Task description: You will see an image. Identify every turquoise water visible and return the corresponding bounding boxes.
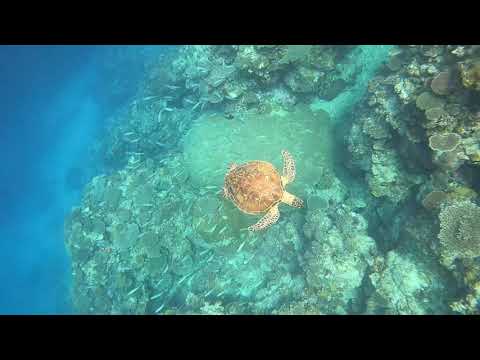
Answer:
[2,45,479,314]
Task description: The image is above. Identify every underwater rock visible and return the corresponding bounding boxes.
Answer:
[284,65,322,94]
[368,250,449,314]
[303,204,377,314]
[367,148,423,203]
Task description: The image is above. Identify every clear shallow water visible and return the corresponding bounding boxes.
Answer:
[2,45,479,314]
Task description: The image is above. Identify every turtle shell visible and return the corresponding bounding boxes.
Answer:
[224,160,284,215]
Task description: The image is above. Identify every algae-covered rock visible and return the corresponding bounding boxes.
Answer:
[368,251,449,314]
[303,204,377,314]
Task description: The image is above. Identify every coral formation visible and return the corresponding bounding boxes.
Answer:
[428,133,461,152]
[367,250,449,314]
[303,205,377,314]
[438,201,480,268]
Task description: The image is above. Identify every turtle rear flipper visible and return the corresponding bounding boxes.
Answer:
[281,150,296,185]
[248,205,280,231]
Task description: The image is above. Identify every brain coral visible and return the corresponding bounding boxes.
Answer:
[182,104,334,200]
[438,201,480,267]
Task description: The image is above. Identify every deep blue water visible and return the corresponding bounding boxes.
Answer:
[0,45,170,314]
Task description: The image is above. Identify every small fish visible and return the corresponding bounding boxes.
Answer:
[205,186,217,190]
[155,303,165,313]
[206,253,215,263]
[208,224,218,233]
[204,288,215,297]
[217,290,226,297]
[124,132,135,136]
[157,110,164,122]
[254,280,263,288]
[162,264,169,274]
[129,138,140,143]
[142,95,158,101]
[199,248,211,256]
[165,85,180,90]
[243,254,255,265]
[150,292,164,300]
[178,273,192,285]
[164,107,173,112]
[218,226,227,235]
[237,240,246,253]
[184,99,195,104]
[127,285,141,296]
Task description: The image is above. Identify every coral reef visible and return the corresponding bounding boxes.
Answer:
[65,44,480,314]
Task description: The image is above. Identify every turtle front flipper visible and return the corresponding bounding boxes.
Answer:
[228,163,238,172]
[281,150,296,185]
[248,205,280,231]
[281,191,304,208]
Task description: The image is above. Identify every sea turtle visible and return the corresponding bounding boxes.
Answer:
[223,150,304,231]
